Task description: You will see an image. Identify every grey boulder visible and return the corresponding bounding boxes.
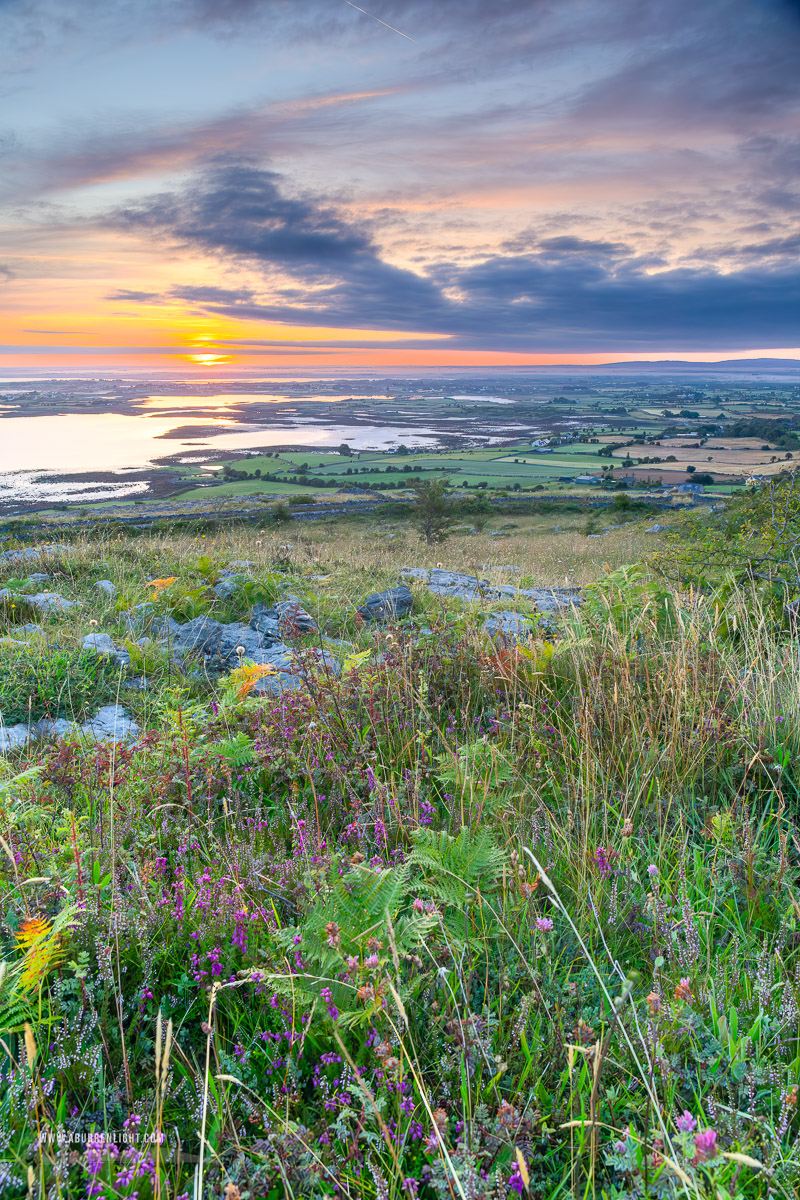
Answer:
[94,579,118,599]
[357,585,413,623]
[0,724,30,752]
[212,623,264,667]
[249,606,282,641]
[28,592,80,614]
[274,597,317,634]
[82,632,116,656]
[1,544,71,567]
[213,577,239,600]
[485,611,535,644]
[81,705,140,743]
[32,717,74,740]
[249,672,304,697]
[250,598,316,636]
[399,567,579,612]
[173,616,223,654]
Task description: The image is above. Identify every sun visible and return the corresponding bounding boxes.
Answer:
[187,352,230,366]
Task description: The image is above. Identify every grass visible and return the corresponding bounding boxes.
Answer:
[0,512,798,1198]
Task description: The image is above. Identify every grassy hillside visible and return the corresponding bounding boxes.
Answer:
[0,500,798,1198]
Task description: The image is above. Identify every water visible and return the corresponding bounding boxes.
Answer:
[0,404,441,505]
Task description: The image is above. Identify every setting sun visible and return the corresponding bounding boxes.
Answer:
[187,352,231,366]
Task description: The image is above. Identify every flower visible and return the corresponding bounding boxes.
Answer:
[496,1100,517,1128]
[646,990,661,1015]
[647,864,659,877]
[676,1111,697,1133]
[324,921,341,949]
[536,916,554,932]
[674,977,693,1003]
[692,1129,718,1163]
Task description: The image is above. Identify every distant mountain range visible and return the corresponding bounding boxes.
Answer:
[603,358,800,368]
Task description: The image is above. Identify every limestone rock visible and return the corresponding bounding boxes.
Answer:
[213,577,239,600]
[0,724,30,752]
[1,544,71,567]
[213,623,264,667]
[82,632,116,656]
[485,610,535,645]
[32,717,74,741]
[28,592,80,614]
[81,705,140,743]
[274,597,317,634]
[173,616,223,654]
[357,585,413,623]
[249,672,304,697]
[94,579,118,598]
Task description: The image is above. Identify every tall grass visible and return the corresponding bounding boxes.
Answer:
[0,525,797,1198]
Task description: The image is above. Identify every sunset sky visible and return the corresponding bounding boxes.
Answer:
[2,0,799,371]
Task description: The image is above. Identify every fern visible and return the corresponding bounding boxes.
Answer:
[214,732,256,768]
[270,861,435,1025]
[409,826,506,909]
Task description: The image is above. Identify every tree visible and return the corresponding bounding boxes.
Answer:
[411,478,456,545]
[272,502,292,523]
[339,443,352,457]
[657,471,800,588]
[686,464,696,474]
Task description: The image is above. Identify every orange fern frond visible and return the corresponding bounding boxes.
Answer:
[228,662,277,700]
[15,916,63,992]
[146,576,177,597]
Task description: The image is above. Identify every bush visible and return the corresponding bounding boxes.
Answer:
[0,646,119,724]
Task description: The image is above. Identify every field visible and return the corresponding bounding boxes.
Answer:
[1,484,800,1199]
[611,440,796,478]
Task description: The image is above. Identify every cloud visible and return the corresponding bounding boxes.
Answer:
[105,163,800,351]
[0,263,14,281]
[105,289,163,301]
[107,163,445,326]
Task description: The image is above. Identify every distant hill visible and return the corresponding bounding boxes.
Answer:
[597,357,800,371]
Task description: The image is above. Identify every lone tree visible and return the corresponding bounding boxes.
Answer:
[411,477,456,544]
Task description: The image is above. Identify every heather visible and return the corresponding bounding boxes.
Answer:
[0,511,799,1199]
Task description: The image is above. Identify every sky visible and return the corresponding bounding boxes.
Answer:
[1,0,799,372]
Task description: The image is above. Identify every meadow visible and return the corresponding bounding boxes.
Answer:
[0,493,799,1199]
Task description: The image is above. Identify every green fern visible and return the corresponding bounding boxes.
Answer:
[270,860,435,1025]
[214,732,256,768]
[409,825,506,908]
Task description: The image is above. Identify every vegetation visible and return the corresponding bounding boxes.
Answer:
[411,478,457,544]
[0,492,799,1197]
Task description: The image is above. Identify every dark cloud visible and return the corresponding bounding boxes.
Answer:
[537,237,630,257]
[107,163,800,351]
[108,164,444,326]
[169,284,255,304]
[0,263,14,281]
